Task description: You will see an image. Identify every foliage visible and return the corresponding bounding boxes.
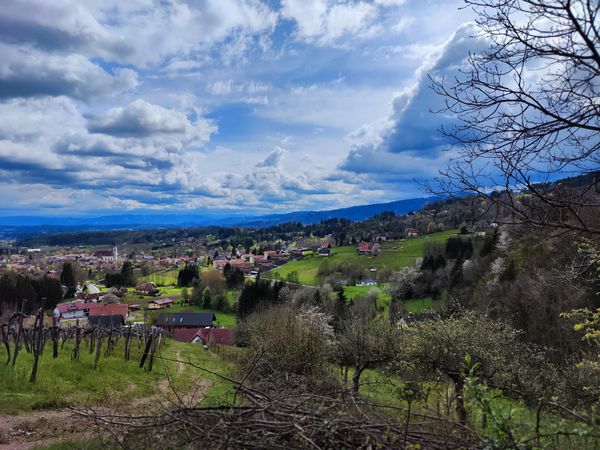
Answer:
[177,263,199,287]
[223,263,245,289]
[0,273,63,316]
[237,278,285,320]
[335,315,398,393]
[239,305,337,392]
[392,311,552,424]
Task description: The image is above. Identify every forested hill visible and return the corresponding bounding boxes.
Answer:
[0,196,435,236]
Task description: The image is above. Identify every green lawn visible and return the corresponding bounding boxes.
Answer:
[0,339,234,414]
[138,269,180,286]
[404,296,435,313]
[342,286,437,318]
[265,230,458,285]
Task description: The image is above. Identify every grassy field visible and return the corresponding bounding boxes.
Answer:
[0,339,234,414]
[342,284,438,317]
[138,269,180,286]
[265,230,458,285]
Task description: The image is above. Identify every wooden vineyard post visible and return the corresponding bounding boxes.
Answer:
[125,325,132,361]
[71,323,80,361]
[139,329,153,369]
[12,299,26,366]
[30,297,46,382]
[51,326,59,358]
[1,324,10,365]
[93,328,102,370]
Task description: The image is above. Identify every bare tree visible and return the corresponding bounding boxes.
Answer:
[430,0,600,235]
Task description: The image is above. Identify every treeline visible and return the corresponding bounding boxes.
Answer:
[0,273,63,316]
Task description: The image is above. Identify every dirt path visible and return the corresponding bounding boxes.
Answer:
[0,353,212,450]
[0,410,86,450]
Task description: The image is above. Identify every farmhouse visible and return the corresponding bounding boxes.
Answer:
[53,301,88,320]
[357,279,377,287]
[89,314,125,328]
[147,298,174,310]
[318,247,331,256]
[136,282,160,296]
[87,303,128,321]
[357,242,373,254]
[155,312,216,332]
[173,327,235,346]
[54,301,128,323]
[406,228,419,237]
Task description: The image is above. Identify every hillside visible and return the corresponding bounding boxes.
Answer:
[265,230,458,285]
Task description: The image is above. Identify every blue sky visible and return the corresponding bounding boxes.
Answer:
[0,0,482,216]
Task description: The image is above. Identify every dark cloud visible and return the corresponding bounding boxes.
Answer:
[340,23,489,178]
[0,46,138,100]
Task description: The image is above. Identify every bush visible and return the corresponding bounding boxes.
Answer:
[239,305,337,393]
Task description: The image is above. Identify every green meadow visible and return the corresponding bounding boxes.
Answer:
[266,230,458,285]
[0,338,235,414]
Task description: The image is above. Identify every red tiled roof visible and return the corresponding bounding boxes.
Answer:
[55,300,86,314]
[358,242,373,252]
[173,328,202,343]
[87,303,128,320]
[172,327,235,346]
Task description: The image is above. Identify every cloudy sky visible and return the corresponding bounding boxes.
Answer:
[0,0,484,216]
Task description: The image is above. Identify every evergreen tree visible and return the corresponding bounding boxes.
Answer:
[177,263,199,287]
[60,262,77,297]
[120,261,135,287]
[202,287,212,309]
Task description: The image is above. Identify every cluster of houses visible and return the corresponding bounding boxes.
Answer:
[52,300,234,346]
[212,249,290,275]
[53,300,129,328]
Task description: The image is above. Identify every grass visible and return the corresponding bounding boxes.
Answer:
[404,296,435,313]
[342,285,438,319]
[265,230,459,285]
[138,269,180,286]
[0,338,234,414]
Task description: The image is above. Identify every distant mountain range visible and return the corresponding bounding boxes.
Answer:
[0,196,438,238]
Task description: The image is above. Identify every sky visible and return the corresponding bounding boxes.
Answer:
[0,0,485,216]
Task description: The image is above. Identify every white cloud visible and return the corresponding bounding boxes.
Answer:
[87,99,215,146]
[282,0,382,45]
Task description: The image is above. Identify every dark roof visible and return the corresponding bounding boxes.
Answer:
[155,312,216,328]
[89,315,125,328]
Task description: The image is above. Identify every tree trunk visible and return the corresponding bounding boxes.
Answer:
[453,378,468,426]
[352,365,366,395]
[12,301,25,366]
[93,329,102,370]
[30,298,46,382]
[51,326,59,358]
